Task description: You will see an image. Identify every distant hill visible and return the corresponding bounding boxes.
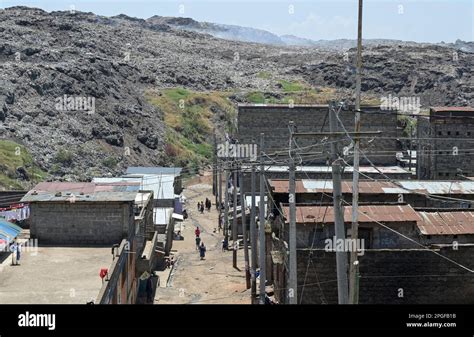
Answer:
[0,7,472,187]
[149,15,473,53]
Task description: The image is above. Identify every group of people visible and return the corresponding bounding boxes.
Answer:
[195,227,206,260]
[197,198,212,214]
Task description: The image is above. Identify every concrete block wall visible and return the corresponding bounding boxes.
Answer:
[291,247,474,304]
[418,116,474,180]
[30,202,131,245]
[238,105,398,165]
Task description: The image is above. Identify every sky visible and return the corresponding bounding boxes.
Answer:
[1,0,473,43]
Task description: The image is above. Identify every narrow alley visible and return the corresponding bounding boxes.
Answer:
[154,182,250,304]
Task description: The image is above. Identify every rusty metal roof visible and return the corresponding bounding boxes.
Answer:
[431,107,474,113]
[269,179,474,195]
[21,182,142,203]
[281,204,421,224]
[417,211,474,235]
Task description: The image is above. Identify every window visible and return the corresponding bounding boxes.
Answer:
[467,132,471,136]
[438,131,442,136]
[359,228,372,249]
[447,131,451,136]
[456,131,460,136]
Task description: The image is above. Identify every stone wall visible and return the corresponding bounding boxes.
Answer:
[30,201,132,245]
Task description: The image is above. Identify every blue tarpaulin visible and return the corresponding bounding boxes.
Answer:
[0,218,22,242]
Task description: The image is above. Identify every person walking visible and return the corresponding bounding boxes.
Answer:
[222,238,229,251]
[146,276,154,304]
[10,241,18,265]
[199,242,206,260]
[195,226,200,237]
[195,235,201,250]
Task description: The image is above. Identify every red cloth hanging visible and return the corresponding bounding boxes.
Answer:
[99,268,108,279]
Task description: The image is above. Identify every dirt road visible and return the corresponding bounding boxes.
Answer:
[154,183,250,304]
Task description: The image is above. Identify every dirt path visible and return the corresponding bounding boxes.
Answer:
[154,183,250,304]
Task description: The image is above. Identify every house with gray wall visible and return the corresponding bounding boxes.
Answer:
[417,107,474,180]
[237,104,399,166]
[21,182,153,246]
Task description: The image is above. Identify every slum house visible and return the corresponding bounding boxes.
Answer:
[94,167,183,255]
[240,165,411,194]
[417,107,474,180]
[125,166,184,254]
[271,204,474,304]
[126,166,183,207]
[21,181,153,245]
[237,104,400,166]
[15,181,155,304]
[268,179,474,211]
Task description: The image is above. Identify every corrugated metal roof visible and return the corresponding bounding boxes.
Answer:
[281,204,421,224]
[431,107,474,113]
[125,174,175,200]
[21,182,142,202]
[269,179,474,195]
[417,211,474,235]
[154,207,173,225]
[244,165,408,174]
[0,218,22,242]
[126,167,182,176]
[94,175,176,200]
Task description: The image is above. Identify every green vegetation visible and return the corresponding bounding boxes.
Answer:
[146,88,236,173]
[54,149,73,166]
[399,114,417,137]
[278,80,307,92]
[246,91,266,104]
[257,71,272,80]
[102,156,118,169]
[0,140,47,189]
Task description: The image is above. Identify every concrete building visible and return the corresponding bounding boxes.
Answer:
[237,104,400,166]
[94,168,184,254]
[11,181,159,304]
[268,179,474,210]
[21,182,153,246]
[417,107,474,180]
[274,204,422,250]
[270,205,474,304]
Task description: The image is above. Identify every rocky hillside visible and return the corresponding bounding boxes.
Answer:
[0,6,472,187]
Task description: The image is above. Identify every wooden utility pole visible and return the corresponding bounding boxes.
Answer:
[250,164,258,302]
[240,170,251,289]
[349,0,363,305]
[258,133,266,304]
[288,121,298,304]
[329,102,349,304]
[233,165,238,269]
[224,165,229,242]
